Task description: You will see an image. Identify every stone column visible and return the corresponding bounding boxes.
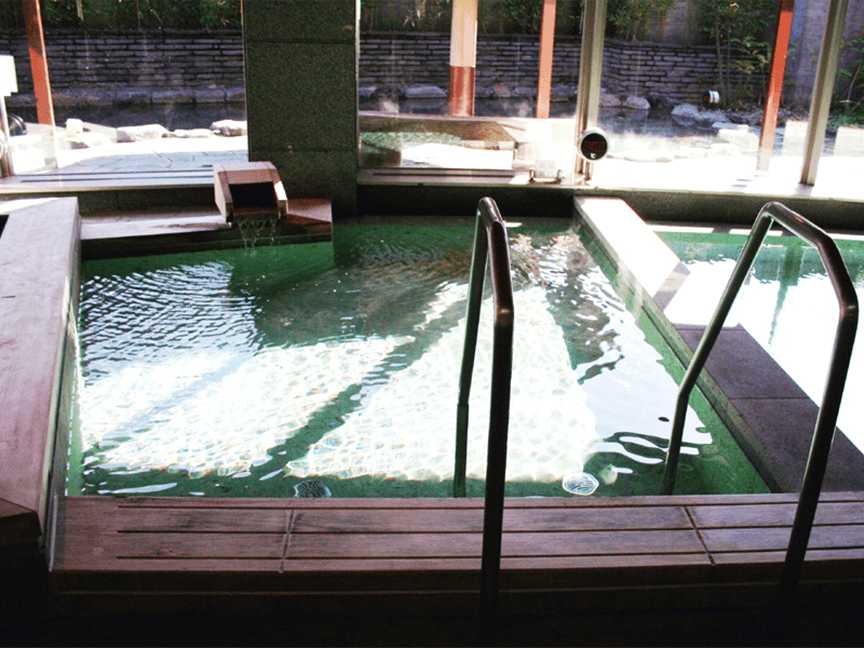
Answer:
[242,0,359,219]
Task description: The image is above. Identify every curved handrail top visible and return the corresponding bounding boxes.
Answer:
[760,201,859,320]
[477,198,515,323]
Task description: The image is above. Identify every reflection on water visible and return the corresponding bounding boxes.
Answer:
[73,222,756,498]
[660,230,864,454]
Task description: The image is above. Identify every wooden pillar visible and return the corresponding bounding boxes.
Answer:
[449,0,477,117]
[757,0,795,172]
[536,0,557,119]
[22,0,54,127]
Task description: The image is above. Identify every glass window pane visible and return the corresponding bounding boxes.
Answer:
[0,1,247,177]
[359,0,583,178]
[821,6,864,193]
[590,0,782,191]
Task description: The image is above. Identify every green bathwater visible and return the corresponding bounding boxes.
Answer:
[67,220,768,499]
[657,226,864,455]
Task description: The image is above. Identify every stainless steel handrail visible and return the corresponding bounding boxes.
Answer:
[453,197,514,643]
[661,201,858,634]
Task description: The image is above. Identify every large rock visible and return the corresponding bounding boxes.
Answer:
[210,119,247,137]
[194,88,226,104]
[599,91,621,107]
[65,132,112,149]
[116,124,169,142]
[404,84,446,99]
[550,85,576,102]
[716,125,759,153]
[52,90,113,107]
[115,90,151,107]
[170,128,215,139]
[65,118,84,136]
[151,90,195,105]
[647,94,681,110]
[695,109,726,126]
[744,111,763,126]
[373,84,404,98]
[226,87,246,104]
[671,103,700,120]
[5,93,35,108]
[624,96,651,110]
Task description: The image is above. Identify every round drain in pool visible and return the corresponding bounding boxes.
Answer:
[562,472,599,496]
[293,479,331,498]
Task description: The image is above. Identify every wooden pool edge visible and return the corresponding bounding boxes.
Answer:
[43,492,864,646]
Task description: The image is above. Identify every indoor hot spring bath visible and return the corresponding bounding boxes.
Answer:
[69,217,766,500]
[5,194,864,647]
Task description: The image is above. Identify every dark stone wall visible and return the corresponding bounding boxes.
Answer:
[0,29,763,107]
[362,33,764,104]
[0,29,245,106]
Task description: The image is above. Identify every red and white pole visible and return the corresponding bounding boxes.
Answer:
[22,0,54,128]
[757,0,795,172]
[449,0,478,117]
[536,0,557,119]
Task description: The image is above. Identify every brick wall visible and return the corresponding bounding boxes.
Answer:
[0,29,763,107]
[362,33,765,104]
[0,29,245,101]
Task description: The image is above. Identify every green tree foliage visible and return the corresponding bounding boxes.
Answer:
[696,0,774,105]
[608,0,674,42]
[402,0,452,30]
[834,30,864,123]
[360,0,581,35]
[15,0,242,30]
[498,0,580,34]
[499,0,544,33]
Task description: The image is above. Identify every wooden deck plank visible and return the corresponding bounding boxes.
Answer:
[61,532,285,561]
[63,505,289,533]
[711,548,864,583]
[689,501,864,528]
[101,492,859,510]
[291,506,691,534]
[287,529,704,559]
[700,525,864,553]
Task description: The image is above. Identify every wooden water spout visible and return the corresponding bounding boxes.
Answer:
[214,161,287,224]
[214,161,332,239]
